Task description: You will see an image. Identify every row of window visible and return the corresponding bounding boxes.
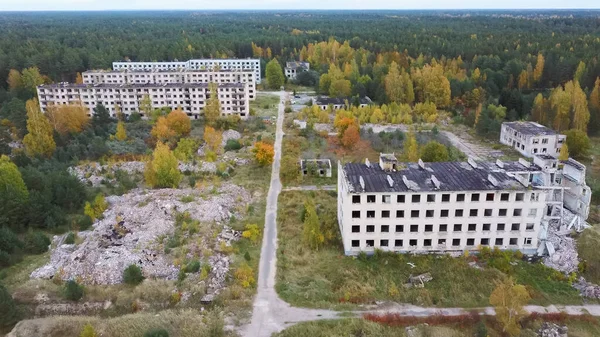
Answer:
[351,208,537,219]
[351,237,533,248]
[350,223,535,233]
[352,191,535,204]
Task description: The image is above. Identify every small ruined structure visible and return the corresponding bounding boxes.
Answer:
[300,159,332,177]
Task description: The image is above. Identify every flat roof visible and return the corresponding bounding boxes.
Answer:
[315,96,371,106]
[39,82,244,90]
[503,121,558,136]
[343,160,532,193]
[84,69,253,74]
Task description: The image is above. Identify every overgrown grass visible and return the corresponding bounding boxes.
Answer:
[251,93,280,117]
[578,225,600,284]
[276,191,584,310]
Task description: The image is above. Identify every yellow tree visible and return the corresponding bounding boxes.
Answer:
[115,121,127,141]
[403,132,419,162]
[574,61,586,84]
[20,67,46,96]
[253,141,274,166]
[489,278,530,337]
[533,53,545,83]
[385,61,414,104]
[568,80,590,132]
[302,199,324,250]
[165,109,191,138]
[7,69,22,92]
[517,70,529,90]
[531,93,547,125]
[590,77,600,113]
[151,117,176,144]
[203,126,222,153]
[144,142,181,188]
[139,94,152,118]
[204,83,221,125]
[23,99,56,158]
[559,144,569,161]
[75,72,84,84]
[411,64,451,108]
[46,103,90,135]
[550,86,571,132]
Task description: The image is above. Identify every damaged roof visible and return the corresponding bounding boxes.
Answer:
[343,161,530,193]
[503,121,559,136]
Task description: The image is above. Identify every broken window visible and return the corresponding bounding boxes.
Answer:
[424,239,432,247]
[441,209,449,217]
[412,194,421,203]
[456,193,465,202]
[396,210,404,218]
[468,223,476,231]
[526,223,534,231]
[471,193,480,202]
[439,224,448,232]
[438,239,446,246]
[351,240,359,247]
[427,194,435,202]
[426,210,434,218]
[382,195,391,204]
[410,224,419,232]
[524,237,532,245]
[469,209,478,217]
[366,240,374,247]
[409,239,417,247]
[467,238,475,246]
[395,225,404,233]
[452,238,461,246]
[367,211,375,218]
[395,239,403,247]
[425,224,433,232]
[352,225,360,233]
[486,193,494,201]
[453,224,462,232]
[530,193,539,202]
[367,195,376,203]
[380,239,389,247]
[397,195,405,203]
[366,225,375,232]
[352,211,360,218]
[381,225,389,233]
[381,210,390,218]
[442,194,450,202]
[411,210,419,218]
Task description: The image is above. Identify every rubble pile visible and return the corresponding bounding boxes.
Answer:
[543,209,580,274]
[538,322,568,337]
[404,273,433,288]
[31,184,249,285]
[221,129,242,147]
[572,277,600,299]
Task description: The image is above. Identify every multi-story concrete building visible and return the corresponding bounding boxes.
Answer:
[36,82,249,119]
[314,96,372,110]
[285,61,310,79]
[112,58,262,83]
[82,69,257,100]
[500,121,566,158]
[337,153,590,256]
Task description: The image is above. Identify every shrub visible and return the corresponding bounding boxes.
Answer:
[234,264,255,288]
[224,139,242,152]
[123,264,145,285]
[65,232,76,244]
[0,227,22,254]
[184,260,201,273]
[0,283,19,327]
[64,280,84,301]
[79,323,98,337]
[23,231,50,254]
[144,328,169,337]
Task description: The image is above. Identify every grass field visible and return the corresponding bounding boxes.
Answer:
[251,93,280,117]
[276,190,585,310]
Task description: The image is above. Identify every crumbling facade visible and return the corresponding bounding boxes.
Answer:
[285,61,310,79]
[337,153,591,256]
[300,159,332,177]
[500,121,566,158]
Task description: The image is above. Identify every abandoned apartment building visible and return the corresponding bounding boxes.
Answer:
[500,121,566,158]
[300,159,332,177]
[337,153,590,256]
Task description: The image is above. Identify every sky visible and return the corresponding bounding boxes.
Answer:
[1,0,599,11]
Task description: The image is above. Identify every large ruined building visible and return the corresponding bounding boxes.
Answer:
[337,153,590,256]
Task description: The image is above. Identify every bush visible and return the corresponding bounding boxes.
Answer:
[23,231,50,254]
[144,328,169,337]
[224,139,242,152]
[184,260,201,273]
[64,280,84,301]
[123,264,145,285]
[0,283,19,327]
[0,227,22,254]
[65,232,76,244]
[79,323,98,337]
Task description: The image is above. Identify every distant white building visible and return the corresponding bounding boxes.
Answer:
[285,61,310,79]
[336,153,590,256]
[113,58,262,83]
[500,121,566,158]
[36,82,250,120]
[314,96,372,111]
[83,69,256,100]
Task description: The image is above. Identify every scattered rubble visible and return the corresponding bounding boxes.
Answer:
[221,129,242,147]
[31,184,249,287]
[404,273,433,288]
[543,209,581,274]
[538,322,568,337]
[572,277,600,299]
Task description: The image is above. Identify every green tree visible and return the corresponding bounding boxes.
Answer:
[139,94,153,119]
[574,61,586,83]
[403,132,419,162]
[20,67,46,97]
[123,264,145,285]
[265,58,285,89]
[79,323,98,337]
[92,103,112,130]
[204,82,221,125]
[489,278,530,337]
[145,142,182,188]
[302,199,324,250]
[558,144,569,161]
[0,155,29,230]
[173,138,198,163]
[420,141,449,162]
[23,98,56,158]
[564,129,590,159]
[64,280,84,301]
[0,283,19,327]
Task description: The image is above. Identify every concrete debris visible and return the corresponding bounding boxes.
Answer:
[538,322,568,337]
[221,129,242,147]
[572,277,600,299]
[31,184,249,286]
[542,208,580,274]
[404,273,433,288]
[35,301,109,317]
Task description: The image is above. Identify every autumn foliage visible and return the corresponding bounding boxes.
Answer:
[23,98,56,158]
[341,124,360,148]
[145,142,181,188]
[203,126,222,153]
[46,103,89,135]
[151,109,191,144]
[253,141,274,166]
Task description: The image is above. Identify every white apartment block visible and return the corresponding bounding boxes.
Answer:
[500,121,566,158]
[83,69,256,100]
[285,61,310,79]
[36,82,250,120]
[337,153,590,256]
[112,58,262,83]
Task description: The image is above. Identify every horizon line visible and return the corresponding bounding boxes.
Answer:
[1,8,600,12]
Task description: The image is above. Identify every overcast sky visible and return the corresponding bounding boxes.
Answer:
[1,0,599,11]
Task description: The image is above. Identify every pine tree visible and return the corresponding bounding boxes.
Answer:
[115,121,127,141]
[265,58,285,89]
[23,98,56,158]
[204,83,221,125]
[302,200,324,250]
